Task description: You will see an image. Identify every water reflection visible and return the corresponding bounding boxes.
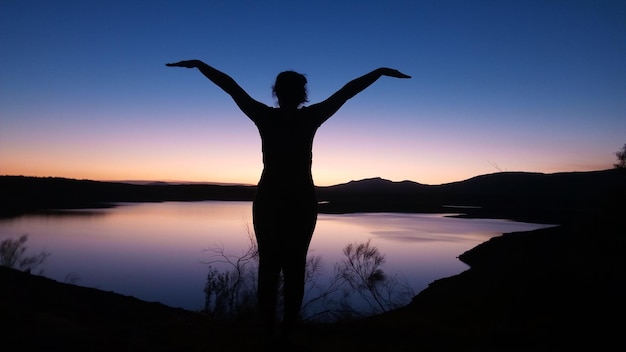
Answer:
[0,201,553,310]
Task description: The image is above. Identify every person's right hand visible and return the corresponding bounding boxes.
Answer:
[165,60,202,68]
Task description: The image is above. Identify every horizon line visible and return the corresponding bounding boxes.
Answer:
[2,168,617,188]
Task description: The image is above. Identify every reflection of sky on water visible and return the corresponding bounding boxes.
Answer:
[0,202,553,311]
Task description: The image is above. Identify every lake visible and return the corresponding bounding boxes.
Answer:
[0,201,553,313]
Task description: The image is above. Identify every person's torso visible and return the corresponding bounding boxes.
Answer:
[254,108,321,184]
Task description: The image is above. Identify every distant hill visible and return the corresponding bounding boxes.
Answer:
[315,170,625,223]
[1,169,624,223]
[321,177,426,193]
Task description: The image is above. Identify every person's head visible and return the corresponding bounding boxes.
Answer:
[272,71,308,109]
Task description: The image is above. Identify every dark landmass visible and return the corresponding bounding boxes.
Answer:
[316,169,625,224]
[2,168,624,224]
[0,175,257,217]
[1,169,625,350]
[367,219,626,351]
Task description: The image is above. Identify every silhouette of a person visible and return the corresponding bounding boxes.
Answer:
[166,60,410,337]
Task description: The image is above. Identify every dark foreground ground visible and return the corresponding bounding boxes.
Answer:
[2,216,625,351]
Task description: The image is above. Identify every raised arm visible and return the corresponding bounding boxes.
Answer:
[309,67,411,122]
[166,60,268,119]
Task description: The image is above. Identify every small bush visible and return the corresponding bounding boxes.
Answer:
[0,235,50,273]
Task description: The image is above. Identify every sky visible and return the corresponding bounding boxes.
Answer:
[1,0,624,186]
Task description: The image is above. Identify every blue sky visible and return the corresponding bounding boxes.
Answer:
[1,0,624,185]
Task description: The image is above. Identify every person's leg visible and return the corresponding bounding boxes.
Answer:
[282,250,308,331]
[253,196,282,336]
[281,204,317,336]
[257,252,281,333]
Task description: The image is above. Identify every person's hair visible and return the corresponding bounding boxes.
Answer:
[272,71,308,107]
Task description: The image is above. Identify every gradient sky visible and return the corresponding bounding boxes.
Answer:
[1,0,624,186]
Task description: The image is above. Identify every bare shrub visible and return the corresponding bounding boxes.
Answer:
[203,230,259,319]
[337,239,415,315]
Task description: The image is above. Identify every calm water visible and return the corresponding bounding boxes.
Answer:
[0,201,553,311]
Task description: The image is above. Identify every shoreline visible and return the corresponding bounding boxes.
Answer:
[1,198,563,227]
[3,218,624,351]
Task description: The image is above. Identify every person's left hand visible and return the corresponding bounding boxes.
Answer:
[165,60,201,68]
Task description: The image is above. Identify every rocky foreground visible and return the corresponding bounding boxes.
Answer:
[2,217,625,351]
